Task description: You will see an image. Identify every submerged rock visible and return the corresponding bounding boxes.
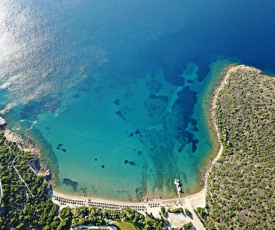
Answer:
[114,99,120,105]
[125,160,136,166]
[116,111,126,120]
[63,178,78,191]
[135,129,141,135]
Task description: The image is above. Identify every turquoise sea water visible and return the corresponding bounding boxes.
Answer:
[1,0,275,201]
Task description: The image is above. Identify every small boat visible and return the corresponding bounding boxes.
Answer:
[174,179,182,197]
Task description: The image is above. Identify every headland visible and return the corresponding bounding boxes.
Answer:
[201,65,275,229]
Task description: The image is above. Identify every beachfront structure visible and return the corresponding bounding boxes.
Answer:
[174,179,181,198]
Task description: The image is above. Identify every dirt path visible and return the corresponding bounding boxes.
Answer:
[0,178,2,202]
[6,143,34,197]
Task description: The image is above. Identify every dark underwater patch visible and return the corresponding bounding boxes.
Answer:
[192,139,199,153]
[145,79,162,94]
[72,93,79,98]
[63,178,78,191]
[135,129,141,135]
[124,160,136,166]
[116,111,126,120]
[144,95,169,118]
[135,84,200,193]
[114,99,120,105]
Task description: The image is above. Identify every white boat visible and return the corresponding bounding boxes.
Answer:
[174,179,182,197]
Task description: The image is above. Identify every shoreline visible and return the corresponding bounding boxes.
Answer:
[199,64,236,183]
[2,66,236,208]
[190,60,234,196]
[184,64,236,210]
[0,65,239,230]
[47,65,239,229]
[2,66,235,207]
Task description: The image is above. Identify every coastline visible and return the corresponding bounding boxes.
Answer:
[2,65,236,206]
[0,65,240,229]
[191,60,233,193]
[199,65,275,229]
[2,65,237,202]
[189,64,261,207]
[185,64,236,210]
[47,65,238,230]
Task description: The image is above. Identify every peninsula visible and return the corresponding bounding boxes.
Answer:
[198,65,275,229]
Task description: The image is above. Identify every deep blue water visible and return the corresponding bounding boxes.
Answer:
[1,0,275,201]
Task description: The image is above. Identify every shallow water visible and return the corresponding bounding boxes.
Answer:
[1,0,275,201]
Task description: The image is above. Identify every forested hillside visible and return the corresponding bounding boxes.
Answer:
[202,66,275,229]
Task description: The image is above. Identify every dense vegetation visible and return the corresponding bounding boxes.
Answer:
[0,133,60,230]
[202,66,275,229]
[0,132,169,229]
